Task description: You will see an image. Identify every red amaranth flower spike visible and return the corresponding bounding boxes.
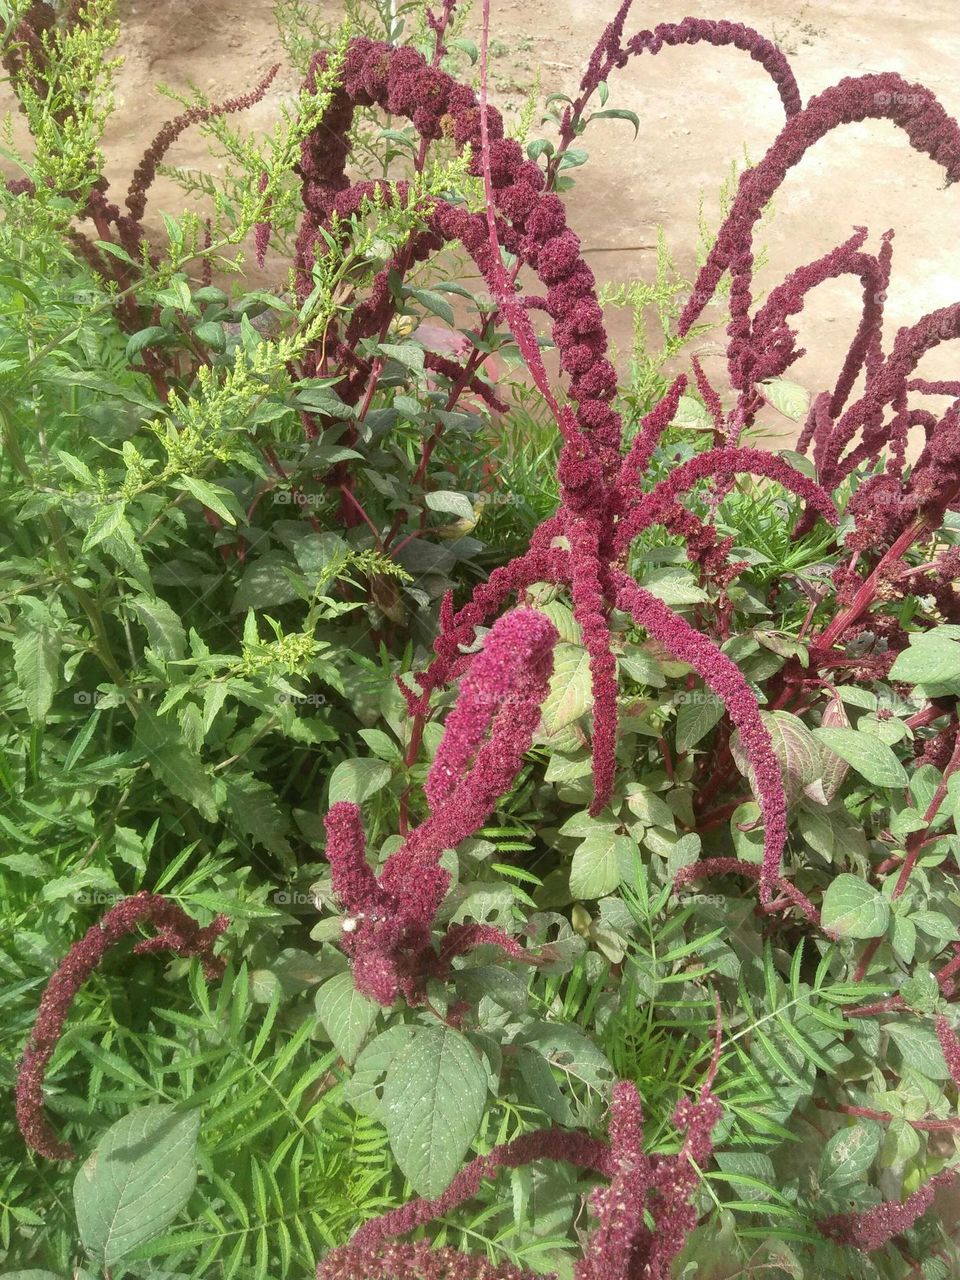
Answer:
[16,892,228,1160]
[316,1076,722,1280]
[818,1169,957,1251]
[324,608,557,1006]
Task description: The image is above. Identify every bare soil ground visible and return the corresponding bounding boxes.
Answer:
[6,0,960,441]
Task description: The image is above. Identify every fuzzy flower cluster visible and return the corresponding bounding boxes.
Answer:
[305,32,842,940]
[818,1169,956,1252]
[16,892,227,1160]
[324,608,558,1005]
[315,1080,722,1280]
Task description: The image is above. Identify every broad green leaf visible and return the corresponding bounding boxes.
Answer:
[13,623,60,722]
[888,628,960,693]
[821,874,890,939]
[408,287,455,324]
[231,552,300,610]
[569,830,634,899]
[346,1025,418,1117]
[732,711,822,803]
[886,1020,951,1081]
[815,727,908,788]
[382,1027,488,1196]
[315,972,379,1065]
[425,490,475,521]
[672,394,713,430]
[328,758,392,806]
[639,566,709,606]
[514,1022,613,1126]
[74,1104,199,1267]
[675,691,725,752]
[539,644,592,736]
[760,378,810,421]
[819,1120,881,1187]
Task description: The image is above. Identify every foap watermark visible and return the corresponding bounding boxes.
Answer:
[273,489,325,508]
[273,890,318,907]
[275,692,328,707]
[74,690,108,707]
[677,892,727,907]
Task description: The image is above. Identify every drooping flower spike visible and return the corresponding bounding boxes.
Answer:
[324,608,558,1006]
[16,893,227,1160]
[306,25,845,952]
[316,1076,723,1280]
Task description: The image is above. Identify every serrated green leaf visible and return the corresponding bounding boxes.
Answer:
[127,596,186,661]
[223,771,291,857]
[13,623,60,721]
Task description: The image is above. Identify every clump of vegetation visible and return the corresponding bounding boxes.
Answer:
[3,0,960,1277]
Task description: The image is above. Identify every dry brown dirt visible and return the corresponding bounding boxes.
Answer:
[5,0,960,441]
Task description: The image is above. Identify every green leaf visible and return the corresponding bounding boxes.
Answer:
[232,551,300,610]
[588,107,640,138]
[82,502,127,552]
[675,692,725,752]
[514,1022,613,1126]
[425,490,475,521]
[377,341,425,374]
[193,321,226,351]
[760,378,810,421]
[74,1104,200,1267]
[171,476,239,525]
[814,727,908,788]
[819,1121,881,1187]
[408,287,455,325]
[127,596,187,661]
[821,874,890,939]
[569,830,634,899]
[328,758,392,806]
[13,623,60,721]
[382,1027,488,1196]
[315,972,379,1066]
[888,628,960,693]
[223,771,292,857]
[135,709,219,822]
[539,644,592,737]
[886,1020,951,1081]
[346,1026,418,1118]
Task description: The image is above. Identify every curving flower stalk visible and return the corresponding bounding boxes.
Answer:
[316,1077,722,1280]
[16,893,227,1160]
